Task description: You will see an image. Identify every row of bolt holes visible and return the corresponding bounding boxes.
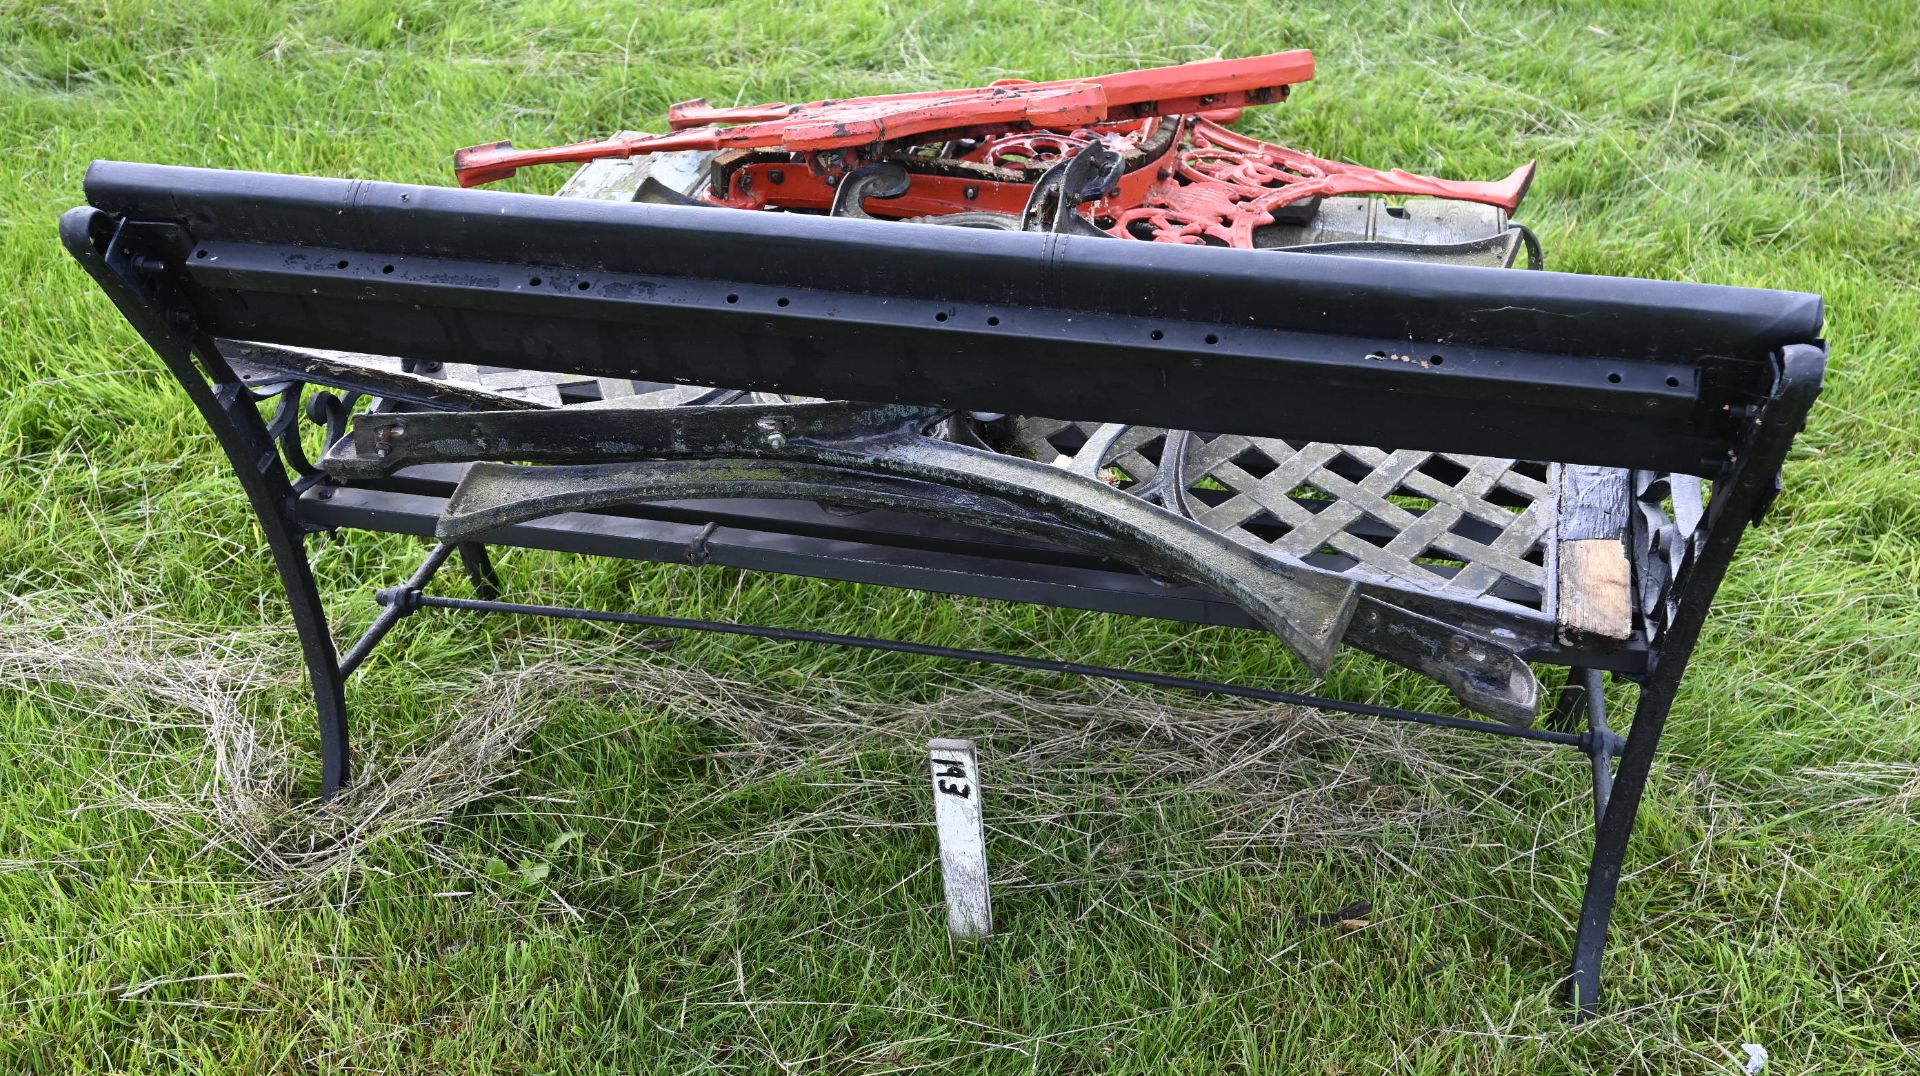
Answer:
[194,250,406,276]
[1366,346,1680,388]
[289,260,1242,351]
[318,257,402,276]
[328,264,1235,348]
[943,309,1220,343]
[710,294,1229,342]
[301,261,1679,385]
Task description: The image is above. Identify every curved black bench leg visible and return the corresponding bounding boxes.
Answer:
[1565,346,1826,1017]
[195,396,352,800]
[60,208,352,800]
[1567,679,1672,1018]
[268,527,351,800]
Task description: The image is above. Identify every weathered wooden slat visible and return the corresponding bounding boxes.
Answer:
[554,133,651,201]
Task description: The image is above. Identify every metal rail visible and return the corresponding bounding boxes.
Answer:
[82,162,1823,473]
[358,555,1593,750]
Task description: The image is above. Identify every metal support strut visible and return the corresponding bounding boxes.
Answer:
[358,542,1586,752]
[457,542,503,601]
[337,541,457,678]
[1578,668,1621,829]
[1565,345,1825,1018]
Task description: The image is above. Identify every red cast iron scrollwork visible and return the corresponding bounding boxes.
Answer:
[453,50,1534,249]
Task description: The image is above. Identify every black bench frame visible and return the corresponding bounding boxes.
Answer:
[61,163,1826,1017]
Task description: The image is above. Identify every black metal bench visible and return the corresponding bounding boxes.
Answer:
[62,161,1825,1017]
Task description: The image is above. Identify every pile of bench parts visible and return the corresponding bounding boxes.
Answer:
[61,49,1826,1016]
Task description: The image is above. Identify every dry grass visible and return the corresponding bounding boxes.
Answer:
[0,596,1524,906]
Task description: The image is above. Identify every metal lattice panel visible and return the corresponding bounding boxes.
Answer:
[1016,419,1556,616]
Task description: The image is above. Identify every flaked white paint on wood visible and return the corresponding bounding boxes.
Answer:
[929,738,992,941]
[555,138,716,202]
[555,132,651,201]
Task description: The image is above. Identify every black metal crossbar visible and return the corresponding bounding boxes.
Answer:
[59,160,1826,1019]
[366,558,1595,751]
[83,161,1820,474]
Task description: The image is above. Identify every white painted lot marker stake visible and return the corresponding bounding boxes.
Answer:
[928,738,992,940]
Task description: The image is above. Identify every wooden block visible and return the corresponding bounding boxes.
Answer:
[555,132,651,201]
[1556,464,1634,644]
[1558,464,1632,541]
[1558,538,1633,643]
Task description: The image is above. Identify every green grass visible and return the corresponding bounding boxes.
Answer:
[3,0,1919,1071]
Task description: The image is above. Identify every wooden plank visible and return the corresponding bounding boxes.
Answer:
[928,738,992,941]
[1558,539,1633,642]
[554,132,651,201]
[1556,465,1634,642]
[1559,464,1632,541]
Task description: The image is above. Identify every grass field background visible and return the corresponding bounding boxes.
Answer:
[3,1,1918,1071]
